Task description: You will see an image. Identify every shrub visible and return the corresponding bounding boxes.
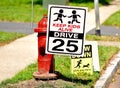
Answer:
[69,0,112,5]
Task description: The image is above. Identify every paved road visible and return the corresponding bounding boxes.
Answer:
[0,22,120,36]
[87,26,120,36]
[0,22,37,34]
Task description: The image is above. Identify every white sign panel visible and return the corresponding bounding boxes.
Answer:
[46,5,87,55]
[87,41,100,71]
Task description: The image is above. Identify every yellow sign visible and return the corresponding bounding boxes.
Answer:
[71,45,93,75]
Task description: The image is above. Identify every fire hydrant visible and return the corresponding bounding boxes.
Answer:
[33,14,57,79]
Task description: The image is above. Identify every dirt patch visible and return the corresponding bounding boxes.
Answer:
[0,43,6,46]
[6,79,78,88]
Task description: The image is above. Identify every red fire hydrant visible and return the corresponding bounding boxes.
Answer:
[33,14,57,79]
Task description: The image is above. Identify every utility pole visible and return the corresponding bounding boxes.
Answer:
[94,0,101,36]
[31,0,34,30]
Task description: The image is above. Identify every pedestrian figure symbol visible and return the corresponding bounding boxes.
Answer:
[68,10,81,24]
[53,9,66,23]
[74,60,82,68]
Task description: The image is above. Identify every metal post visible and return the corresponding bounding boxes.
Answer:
[31,0,34,30]
[94,0,101,36]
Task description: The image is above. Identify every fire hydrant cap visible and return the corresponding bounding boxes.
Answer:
[34,14,48,33]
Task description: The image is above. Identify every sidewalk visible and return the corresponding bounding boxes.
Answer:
[0,1,120,85]
[0,33,38,82]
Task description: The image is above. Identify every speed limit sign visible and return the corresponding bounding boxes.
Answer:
[46,5,87,55]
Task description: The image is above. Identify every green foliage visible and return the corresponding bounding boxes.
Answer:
[69,0,111,5]
[0,0,42,6]
[34,0,42,5]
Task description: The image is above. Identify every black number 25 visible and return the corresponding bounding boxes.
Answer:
[52,39,78,52]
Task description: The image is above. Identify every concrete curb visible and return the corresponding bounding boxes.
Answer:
[94,52,120,88]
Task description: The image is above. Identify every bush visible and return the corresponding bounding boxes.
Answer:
[34,0,42,5]
[70,0,112,5]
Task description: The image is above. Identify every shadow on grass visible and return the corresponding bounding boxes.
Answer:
[56,71,92,85]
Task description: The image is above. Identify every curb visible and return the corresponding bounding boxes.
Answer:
[94,52,120,88]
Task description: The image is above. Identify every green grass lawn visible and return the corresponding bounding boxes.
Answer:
[0,0,117,25]
[0,30,119,87]
[0,30,119,88]
[0,31,26,46]
[103,11,120,27]
[69,2,95,11]
[86,35,120,42]
[0,0,96,23]
[0,0,47,22]
[0,45,119,88]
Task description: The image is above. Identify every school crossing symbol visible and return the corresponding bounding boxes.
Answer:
[53,9,66,23]
[53,9,81,24]
[46,5,87,55]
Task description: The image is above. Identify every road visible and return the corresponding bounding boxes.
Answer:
[0,22,120,36]
[0,22,37,34]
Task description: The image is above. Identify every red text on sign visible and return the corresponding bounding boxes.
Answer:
[52,23,81,32]
[68,24,80,29]
[58,28,72,32]
[53,23,66,27]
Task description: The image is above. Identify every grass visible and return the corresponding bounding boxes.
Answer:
[0,30,119,88]
[0,0,119,27]
[0,63,37,87]
[69,2,95,11]
[55,46,119,87]
[0,0,47,22]
[98,46,119,70]
[0,31,119,87]
[103,11,120,27]
[0,46,119,88]
[86,34,120,42]
[0,31,26,46]
[0,0,97,23]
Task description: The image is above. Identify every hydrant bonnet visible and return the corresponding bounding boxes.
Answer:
[34,14,48,33]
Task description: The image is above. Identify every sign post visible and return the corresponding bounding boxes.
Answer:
[46,5,87,55]
[94,0,101,36]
